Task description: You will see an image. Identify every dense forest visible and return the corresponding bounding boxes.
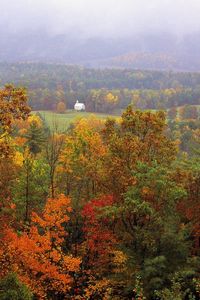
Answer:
[0,84,200,299]
[1,0,200,298]
[0,63,200,113]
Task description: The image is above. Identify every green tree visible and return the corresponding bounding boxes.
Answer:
[0,273,32,300]
[12,152,49,222]
[45,130,65,198]
[24,121,46,155]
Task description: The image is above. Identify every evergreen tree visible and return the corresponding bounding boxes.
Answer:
[0,273,32,300]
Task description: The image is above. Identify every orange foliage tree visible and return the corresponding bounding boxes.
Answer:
[0,194,81,299]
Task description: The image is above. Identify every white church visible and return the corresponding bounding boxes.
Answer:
[74,100,85,111]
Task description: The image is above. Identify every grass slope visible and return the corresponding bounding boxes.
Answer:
[33,110,119,130]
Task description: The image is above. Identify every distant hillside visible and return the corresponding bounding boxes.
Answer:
[95,52,199,71]
[1,31,200,71]
[91,52,176,70]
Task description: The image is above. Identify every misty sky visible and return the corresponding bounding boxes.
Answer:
[1,0,200,38]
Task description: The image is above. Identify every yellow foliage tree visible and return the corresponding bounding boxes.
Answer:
[105,92,118,104]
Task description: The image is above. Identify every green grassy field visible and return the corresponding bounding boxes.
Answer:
[33,110,119,130]
[33,106,200,131]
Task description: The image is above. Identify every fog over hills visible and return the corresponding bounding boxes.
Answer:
[1,31,200,71]
[1,0,200,71]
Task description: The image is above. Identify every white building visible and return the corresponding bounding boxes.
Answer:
[74,100,85,111]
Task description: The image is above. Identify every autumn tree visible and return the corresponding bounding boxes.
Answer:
[0,84,30,232]
[0,194,81,299]
[82,195,116,268]
[0,85,30,137]
[102,106,177,198]
[58,116,107,200]
[1,89,199,300]
[0,84,30,158]
[180,105,199,120]
[56,101,66,114]
[79,195,128,299]
[57,117,107,271]
[104,92,119,112]
[177,131,200,253]
[96,107,196,297]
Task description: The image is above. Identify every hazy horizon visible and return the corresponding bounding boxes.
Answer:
[1,0,200,39]
[1,0,200,71]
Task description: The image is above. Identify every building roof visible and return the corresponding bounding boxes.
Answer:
[74,100,85,110]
